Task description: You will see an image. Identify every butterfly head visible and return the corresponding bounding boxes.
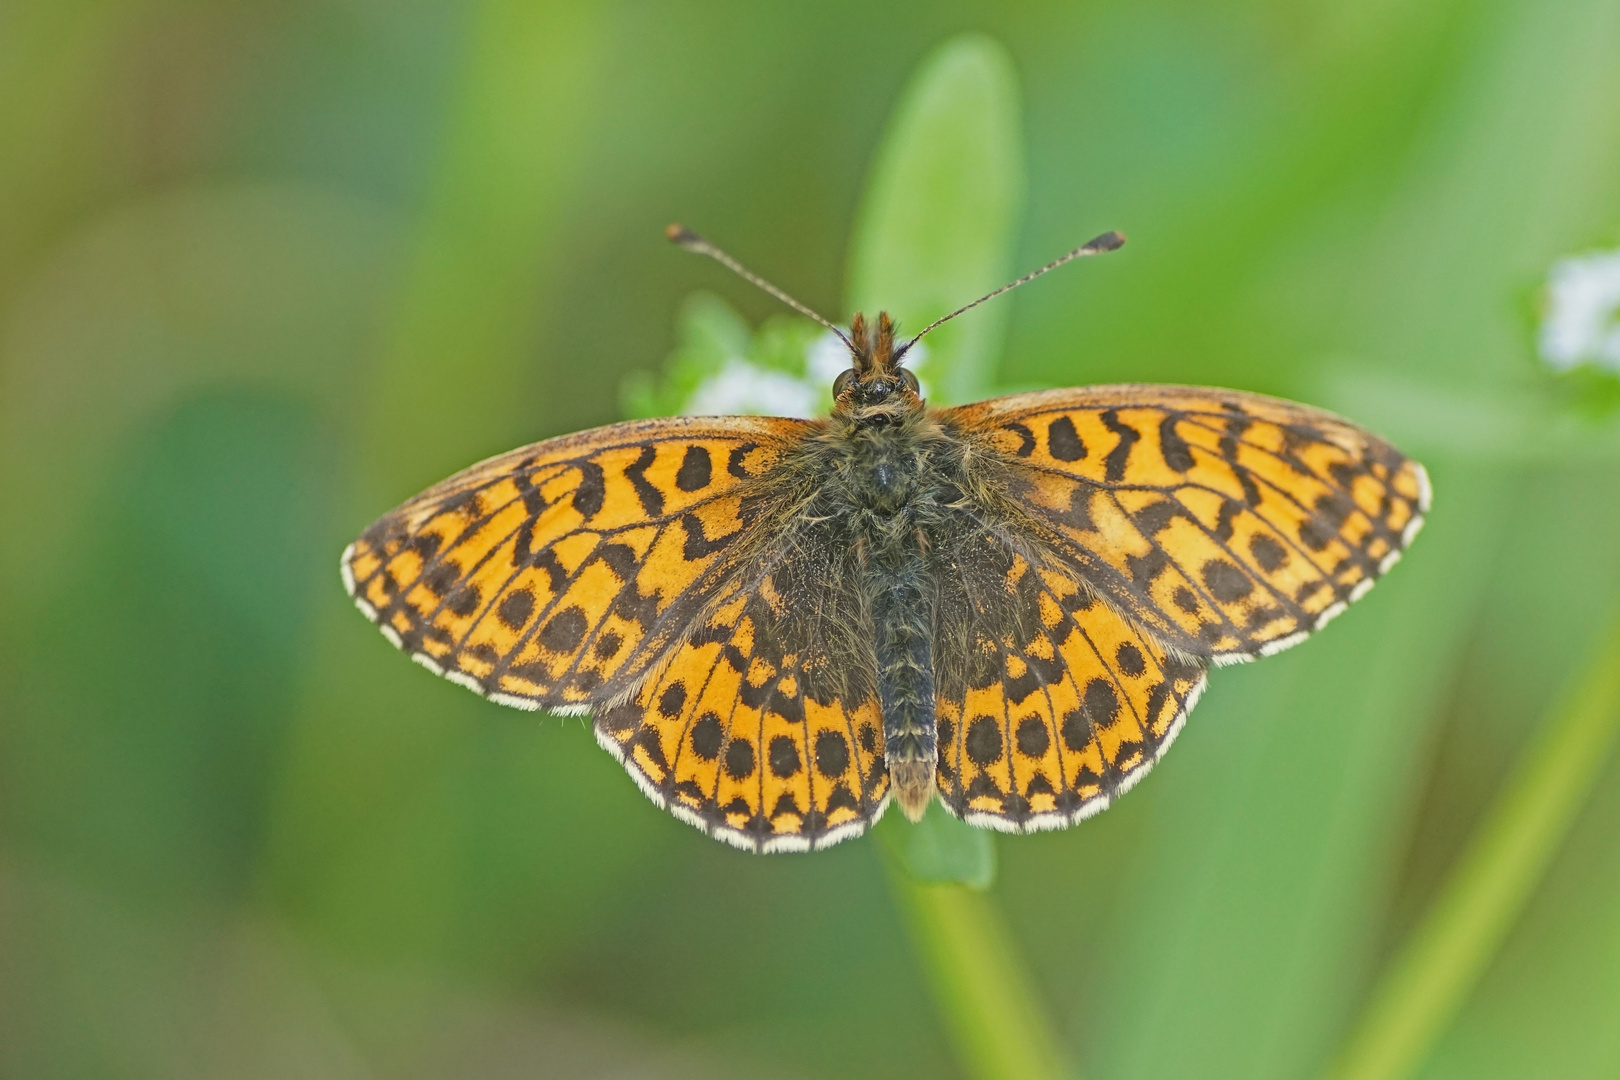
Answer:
[832,312,922,421]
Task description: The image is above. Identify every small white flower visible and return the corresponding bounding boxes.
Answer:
[807,330,851,385]
[682,358,818,418]
[1540,249,1620,372]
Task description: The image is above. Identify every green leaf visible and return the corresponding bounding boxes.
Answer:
[845,34,1025,405]
[876,801,997,890]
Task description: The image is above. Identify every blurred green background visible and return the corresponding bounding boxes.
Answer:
[3,2,1620,1078]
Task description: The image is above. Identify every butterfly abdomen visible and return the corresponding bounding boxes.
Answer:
[869,545,937,821]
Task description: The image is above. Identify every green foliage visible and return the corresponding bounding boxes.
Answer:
[876,803,997,890]
[3,4,1620,1080]
[1325,609,1620,1080]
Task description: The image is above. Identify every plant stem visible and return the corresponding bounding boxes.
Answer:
[887,868,1070,1080]
[1324,606,1620,1080]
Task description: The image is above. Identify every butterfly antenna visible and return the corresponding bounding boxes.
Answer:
[666,224,853,351]
[895,231,1125,360]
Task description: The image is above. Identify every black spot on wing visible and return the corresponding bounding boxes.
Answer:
[657,682,687,719]
[725,736,756,779]
[966,715,1003,767]
[1061,708,1093,752]
[1249,533,1288,572]
[1202,559,1253,603]
[447,584,481,617]
[859,723,879,755]
[495,592,534,634]
[1299,518,1334,551]
[1083,679,1121,729]
[768,735,801,778]
[690,713,723,760]
[1116,642,1146,677]
[539,606,587,652]
[1015,717,1049,758]
[423,562,458,597]
[1047,416,1087,462]
[676,445,712,492]
[815,731,850,778]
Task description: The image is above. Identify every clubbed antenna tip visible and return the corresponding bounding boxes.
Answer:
[894,230,1127,360]
[664,223,851,349]
[665,222,700,246]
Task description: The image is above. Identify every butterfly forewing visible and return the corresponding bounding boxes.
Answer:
[946,385,1430,665]
[342,416,810,710]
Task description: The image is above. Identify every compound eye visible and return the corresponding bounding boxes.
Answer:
[899,368,920,395]
[832,369,856,397]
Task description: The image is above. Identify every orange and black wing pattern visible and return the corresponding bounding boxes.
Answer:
[933,528,1206,832]
[342,414,893,851]
[946,385,1430,665]
[594,549,889,852]
[341,416,807,712]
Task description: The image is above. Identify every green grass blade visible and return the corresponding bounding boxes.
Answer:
[845,33,1024,405]
[1325,608,1620,1080]
[888,869,1069,1080]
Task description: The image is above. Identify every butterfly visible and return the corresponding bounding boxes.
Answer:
[342,226,1429,853]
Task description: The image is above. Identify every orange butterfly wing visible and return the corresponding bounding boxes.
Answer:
[341,416,809,711]
[343,414,893,850]
[594,559,889,852]
[929,525,1206,830]
[944,385,1430,665]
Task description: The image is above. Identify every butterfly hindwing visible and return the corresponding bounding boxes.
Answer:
[945,385,1431,664]
[595,546,890,852]
[934,530,1206,831]
[342,416,810,710]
